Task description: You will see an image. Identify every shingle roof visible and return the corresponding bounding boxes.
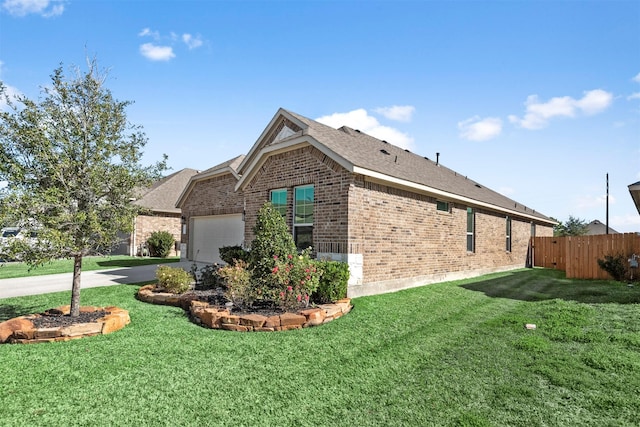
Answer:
[283,109,552,222]
[134,168,200,214]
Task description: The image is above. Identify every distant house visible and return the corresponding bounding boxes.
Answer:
[113,168,199,257]
[585,220,619,235]
[177,108,555,297]
[629,181,640,215]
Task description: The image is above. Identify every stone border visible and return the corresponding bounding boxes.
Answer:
[0,306,130,344]
[137,284,352,332]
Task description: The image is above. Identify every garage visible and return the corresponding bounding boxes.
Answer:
[190,214,244,264]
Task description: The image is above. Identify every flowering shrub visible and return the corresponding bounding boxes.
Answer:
[271,249,321,310]
[218,260,254,307]
[155,265,192,294]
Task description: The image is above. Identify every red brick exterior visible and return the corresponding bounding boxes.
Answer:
[179,173,244,250]
[181,144,554,296]
[133,214,181,257]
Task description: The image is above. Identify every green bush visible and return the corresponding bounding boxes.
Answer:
[192,263,224,290]
[156,265,192,294]
[597,254,628,282]
[249,202,297,286]
[219,245,249,265]
[271,249,321,310]
[313,260,349,303]
[218,260,254,307]
[146,230,175,258]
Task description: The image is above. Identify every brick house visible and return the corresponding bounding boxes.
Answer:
[114,168,199,257]
[177,109,555,297]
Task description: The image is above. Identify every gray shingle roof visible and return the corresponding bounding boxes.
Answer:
[284,109,552,222]
[134,168,200,214]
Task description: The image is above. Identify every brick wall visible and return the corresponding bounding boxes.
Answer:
[243,145,352,250]
[134,214,181,257]
[347,178,554,296]
[179,173,244,250]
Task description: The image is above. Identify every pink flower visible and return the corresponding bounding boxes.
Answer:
[272,266,279,274]
[273,255,278,260]
[297,294,302,302]
[287,254,293,259]
[305,294,310,301]
[280,292,285,299]
[287,286,293,292]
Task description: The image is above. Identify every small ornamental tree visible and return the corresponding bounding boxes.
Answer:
[147,230,175,258]
[0,59,167,316]
[249,202,297,285]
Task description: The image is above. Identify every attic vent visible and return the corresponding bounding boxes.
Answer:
[355,129,361,133]
[380,149,390,155]
[274,125,296,142]
[382,140,388,143]
[423,156,429,160]
[404,149,410,153]
[475,184,482,188]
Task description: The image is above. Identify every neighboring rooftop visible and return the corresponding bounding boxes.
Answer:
[134,168,200,214]
[586,219,619,235]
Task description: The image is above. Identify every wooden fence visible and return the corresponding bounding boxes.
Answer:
[531,233,640,279]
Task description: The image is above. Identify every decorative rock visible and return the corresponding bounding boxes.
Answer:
[0,318,35,343]
[320,304,342,318]
[220,314,240,325]
[264,315,281,328]
[221,324,249,332]
[34,327,62,339]
[299,308,326,326]
[239,314,267,328]
[279,312,306,327]
[61,322,103,337]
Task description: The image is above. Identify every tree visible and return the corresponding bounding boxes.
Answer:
[0,59,166,316]
[553,215,589,236]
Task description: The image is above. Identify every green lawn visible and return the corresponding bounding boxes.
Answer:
[0,255,179,279]
[1,268,639,426]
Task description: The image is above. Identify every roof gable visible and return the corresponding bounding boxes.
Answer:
[175,155,245,208]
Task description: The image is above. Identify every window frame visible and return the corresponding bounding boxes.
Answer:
[293,185,314,250]
[466,207,475,253]
[506,216,512,252]
[270,188,288,217]
[436,200,450,212]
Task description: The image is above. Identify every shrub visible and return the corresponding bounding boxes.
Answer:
[313,260,349,304]
[156,265,192,294]
[271,249,321,310]
[249,202,297,286]
[146,231,175,258]
[219,245,250,265]
[218,260,255,307]
[597,254,628,282]
[192,263,224,290]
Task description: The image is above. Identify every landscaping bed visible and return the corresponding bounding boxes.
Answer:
[136,284,352,331]
[0,305,130,344]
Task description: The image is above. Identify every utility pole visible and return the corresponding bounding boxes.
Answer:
[606,173,609,235]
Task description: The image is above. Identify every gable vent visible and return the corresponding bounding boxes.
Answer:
[380,149,390,155]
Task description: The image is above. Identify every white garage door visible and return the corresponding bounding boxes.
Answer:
[191,214,244,264]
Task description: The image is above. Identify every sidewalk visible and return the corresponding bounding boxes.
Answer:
[0,261,197,299]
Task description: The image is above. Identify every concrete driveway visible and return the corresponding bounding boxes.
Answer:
[0,261,198,299]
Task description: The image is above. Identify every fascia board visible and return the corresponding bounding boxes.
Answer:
[354,166,556,225]
[175,167,239,208]
[236,108,308,174]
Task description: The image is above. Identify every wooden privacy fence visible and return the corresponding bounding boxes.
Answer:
[531,233,640,279]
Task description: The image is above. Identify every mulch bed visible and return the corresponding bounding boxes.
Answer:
[30,310,108,328]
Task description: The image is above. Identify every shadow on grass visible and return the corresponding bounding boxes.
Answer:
[0,303,42,322]
[95,258,179,268]
[461,268,640,304]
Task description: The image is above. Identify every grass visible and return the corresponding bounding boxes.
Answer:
[1,268,639,426]
[0,255,179,279]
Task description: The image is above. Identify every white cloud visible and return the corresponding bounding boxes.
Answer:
[0,61,22,111]
[139,43,175,61]
[509,89,613,130]
[611,214,640,232]
[633,73,640,83]
[2,0,64,17]
[316,108,414,150]
[575,193,614,210]
[628,92,640,100]
[374,105,415,122]
[458,116,503,141]
[138,28,160,40]
[182,33,203,50]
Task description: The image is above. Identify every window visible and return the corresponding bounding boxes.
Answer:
[506,216,512,252]
[294,185,314,250]
[466,207,475,253]
[436,200,449,212]
[270,189,287,217]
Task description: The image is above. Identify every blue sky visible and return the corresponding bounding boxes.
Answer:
[1,0,639,231]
